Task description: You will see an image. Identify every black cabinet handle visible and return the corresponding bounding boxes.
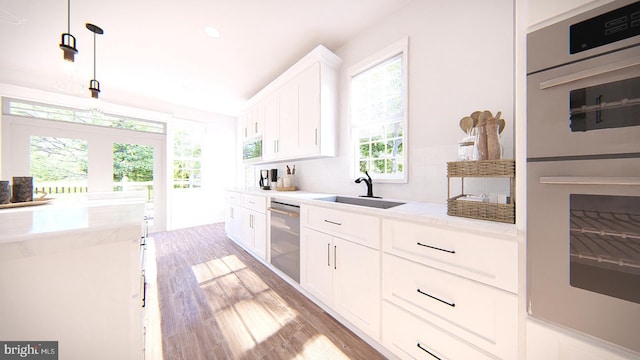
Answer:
[417,288,455,307]
[417,342,442,360]
[334,245,337,270]
[324,219,342,226]
[416,242,455,254]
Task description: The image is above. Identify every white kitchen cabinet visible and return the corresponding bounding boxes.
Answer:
[300,226,381,340]
[225,192,267,260]
[274,78,299,158]
[224,191,243,242]
[304,204,380,249]
[301,228,333,305]
[382,218,518,360]
[297,62,321,156]
[382,218,517,293]
[241,101,264,140]
[0,201,146,360]
[245,45,340,162]
[527,318,640,360]
[383,301,495,360]
[242,210,266,260]
[383,253,518,359]
[262,92,279,160]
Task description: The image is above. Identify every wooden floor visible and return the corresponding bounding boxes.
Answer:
[150,223,386,360]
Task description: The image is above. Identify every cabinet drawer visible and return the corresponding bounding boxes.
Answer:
[383,253,517,359]
[383,301,494,360]
[243,194,266,213]
[382,218,517,292]
[303,205,380,249]
[226,191,242,206]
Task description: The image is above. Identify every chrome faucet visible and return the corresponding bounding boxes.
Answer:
[355,171,379,198]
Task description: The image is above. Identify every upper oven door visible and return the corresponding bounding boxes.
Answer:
[527,157,640,353]
[527,45,640,160]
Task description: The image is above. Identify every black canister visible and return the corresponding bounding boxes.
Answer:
[0,181,9,204]
[12,176,33,203]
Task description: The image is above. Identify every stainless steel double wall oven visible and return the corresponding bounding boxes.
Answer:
[527,0,640,354]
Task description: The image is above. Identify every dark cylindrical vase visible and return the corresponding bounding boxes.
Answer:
[12,176,33,203]
[0,181,9,204]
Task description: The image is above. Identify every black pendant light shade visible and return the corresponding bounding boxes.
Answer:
[86,23,104,99]
[59,0,77,61]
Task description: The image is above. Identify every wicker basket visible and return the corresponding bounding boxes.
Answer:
[447,195,515,223]
[447,159,515,224]
[447,159,515,177]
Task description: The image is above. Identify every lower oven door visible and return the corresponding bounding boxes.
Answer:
[527,157,640,353]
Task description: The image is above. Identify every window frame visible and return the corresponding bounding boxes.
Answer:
[348,37,409,183]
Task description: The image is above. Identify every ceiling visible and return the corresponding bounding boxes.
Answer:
[0,0,412,118]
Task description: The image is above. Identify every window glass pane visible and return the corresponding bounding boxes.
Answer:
[30,136,88,198]
[172,123,204,189]
[7,99,165,134]
[113,143,154,201]
[350,43,406,181]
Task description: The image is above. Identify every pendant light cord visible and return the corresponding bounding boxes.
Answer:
[67,0,71,33]
[93,33,97,79]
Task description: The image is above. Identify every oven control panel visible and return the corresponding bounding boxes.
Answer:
[570,1,640,53]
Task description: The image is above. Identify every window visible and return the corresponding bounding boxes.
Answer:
[30,136,88,197]
[349,38,408,182]
[5,98,165,134]
[172,122,204,189]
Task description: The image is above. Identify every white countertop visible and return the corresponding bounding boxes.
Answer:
[0,198,146,261]
[228,188,517,239]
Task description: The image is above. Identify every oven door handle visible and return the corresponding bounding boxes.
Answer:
[539,56,640,90]
[539,176,640,186]
[267,207,300,217]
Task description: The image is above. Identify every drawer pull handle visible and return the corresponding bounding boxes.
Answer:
[416,242,455,254]
[417,288,455,307]
[327,243,331,267]
[324,219,342,226]
[416,342,441,360]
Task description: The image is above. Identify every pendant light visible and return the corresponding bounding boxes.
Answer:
[86,23,104,99]
[59,0,77,62]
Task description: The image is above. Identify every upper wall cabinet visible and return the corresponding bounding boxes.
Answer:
[240,101,264,140]
[243,45,342,162]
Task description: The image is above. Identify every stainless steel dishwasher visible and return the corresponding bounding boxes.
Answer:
[268,199,300,283]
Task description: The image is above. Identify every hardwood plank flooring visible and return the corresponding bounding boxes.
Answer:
[150,223,386,360]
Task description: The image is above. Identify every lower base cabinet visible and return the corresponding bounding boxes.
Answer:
[383,301,494,360]
[301,227,381,340]
[527,319,640,360]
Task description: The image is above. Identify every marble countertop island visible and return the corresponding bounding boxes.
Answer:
[0,198,146,261]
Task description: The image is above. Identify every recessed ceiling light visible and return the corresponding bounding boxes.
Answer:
[205,26,220,39]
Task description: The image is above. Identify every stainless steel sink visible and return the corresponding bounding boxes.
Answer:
[316,196,405,209]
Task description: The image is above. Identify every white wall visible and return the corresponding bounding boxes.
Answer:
[267,0,515,203]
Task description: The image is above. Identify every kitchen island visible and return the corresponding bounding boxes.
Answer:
[0,198,146,360]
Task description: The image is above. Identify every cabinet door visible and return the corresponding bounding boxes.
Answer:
[277,79,299,158]
[263,92,279,161]
[241,211,254,248]
[225,204,242,243]
[300,228,333,305]
[250,102,263,137]
[239,111,249,140]
[252,212,267,260]
[297,63,321,156]
[333,237,381,340]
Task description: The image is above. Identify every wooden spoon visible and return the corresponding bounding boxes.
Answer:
[459,116,474,134]
[498,118,506,134]
[470,111,482,127]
